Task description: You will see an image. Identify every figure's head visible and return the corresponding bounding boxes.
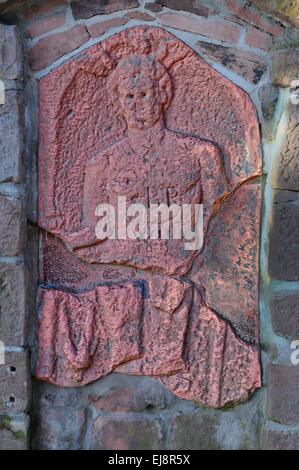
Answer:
[109,55,173,130]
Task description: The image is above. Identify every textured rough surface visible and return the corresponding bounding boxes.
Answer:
[29,25,90,72]
[156,0,214,16]
[262,425,299,450]
[145,2,163,13]
[157,13,241,43]
[259,84,279,121]
[271,293,299,340]
[87,17,129,38]
[225,0,284,35]
[190,184,261,345]
[32,404,86,450]
[23,0,66,20]
[168,393,262,450]
[271,105,299,191]
[196,41,267,84]
[272,48,299,88]
[269,191,299,281]
[27,13,66,39]
[169,412,221,450]
[92,415,163,450]
[89,380,174,412]
[0,351,29,414]
[0,91,23,184]
[267,363,299,425]
[0,414,29,450]
[71,0,139,20]
[160,300,260,407]
[0,193,26,257]
[0,262,28,346]
[251,0,299,28]
[31,374,176,449]
[245,27,273,52]
[126,11,154,21]
[0,24,23,80]
[36,283,143,386]
[36,27,261,408]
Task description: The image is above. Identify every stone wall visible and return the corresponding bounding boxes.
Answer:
[0,22,30,450]
[0,0,298,450]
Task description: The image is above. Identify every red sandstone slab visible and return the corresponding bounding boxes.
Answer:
[36,283,143,386]
[37,27,262,407]
[116,276,192,376]
[161,297,261,408]
[38,27,261,246]
[190,183,261,346]
[27,13,65,39]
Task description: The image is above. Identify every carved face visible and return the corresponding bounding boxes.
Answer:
[118,73,163,130]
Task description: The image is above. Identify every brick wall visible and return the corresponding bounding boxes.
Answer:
[0,0,298,450]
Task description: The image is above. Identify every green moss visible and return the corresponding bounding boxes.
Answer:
[63,433,74,449]
[272,39,299,51]
[12,430,26,441]
[0,415,13,431]
[0,415,26,441]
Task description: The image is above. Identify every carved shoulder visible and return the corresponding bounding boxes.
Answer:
[85,136,129,171]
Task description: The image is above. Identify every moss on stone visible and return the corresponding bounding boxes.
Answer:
[0,415,12,431]
[0,415,27,441]
[12,430,27,441]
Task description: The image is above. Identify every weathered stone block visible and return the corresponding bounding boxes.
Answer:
[87,18,129,38]
[157,13,241,43]
[23,0,65,20]
[156,0,214,16]
[0,1,27,19]
[27,13,66,39]
[267,363,299,425]
[168,393,262,450]
[225,0,284,35]
[271,105,299,191]
[261,424,299,450]
[268,191,299,281]
[29,26,90,72]
[126,11,154,21]
[0,24,23,80]
[245,27,273,52]
[71,0,139,20]
[0,351,29,414]
[168,412,221,450]
[0,413,29,450]
[271,48,299,88]
[271,293,299,340]
[196,41,267,84]
[0,193,26,257]
[191,184,261,346]
[92,416,163,450]
[259,84,279,121]
[0,90,24,184]
[31,405,86,450]
[0,261,28,347]
[89,377,175,412]
[32,381,86,415]
[251,0,299,28]
[145,2,163,13]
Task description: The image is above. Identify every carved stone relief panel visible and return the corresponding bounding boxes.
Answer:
[36,27,261,408]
